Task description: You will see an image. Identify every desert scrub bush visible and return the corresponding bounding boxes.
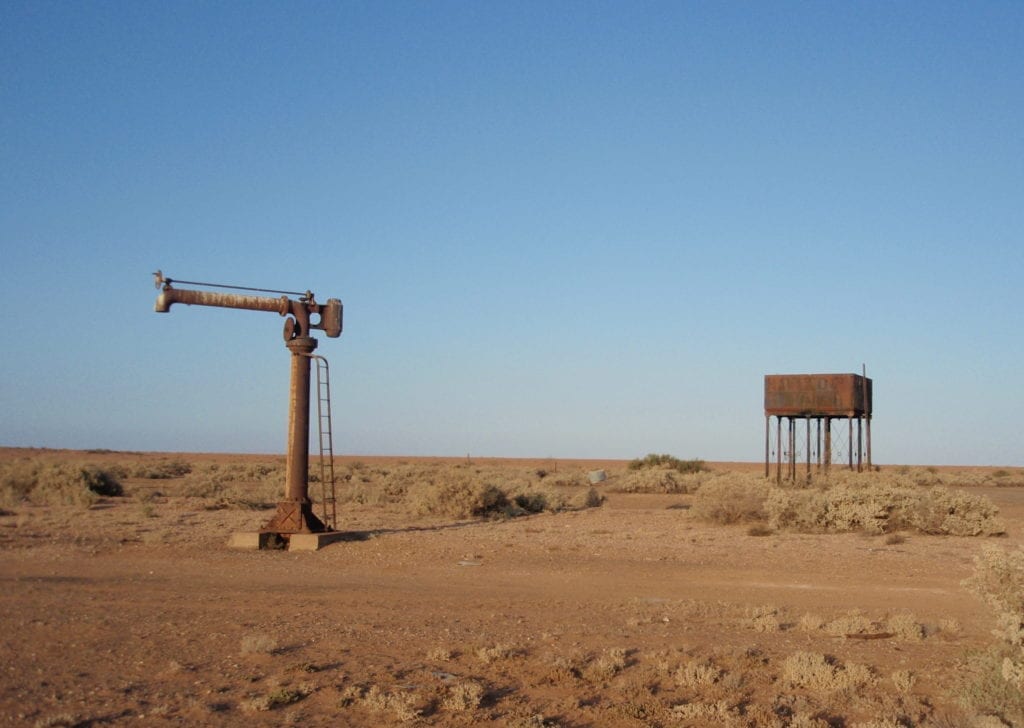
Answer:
[782,651,875,695]
[541,470,588,488]
[886,612,925,641]
[674,658,722,688]
[962,544,1024,647]
[512,490,549,514]
[180,474,227,498]
[669,700,737,723]
[411,474,511,519]
[823,610,878,637]
[957,646,1024,726]
[0,459,122,507]
[129,458,192,479]
[583,647,628,682]
[766,481,1002,536]
[426,646,453,662]
[361,685,422,722]
[991,469,1024,487]
[747,605,783,633]
[442,680,485,711]
[513,485,604,513]
[628,453,707,474]
[240,633,278,655]
[963,545,1024,722]
[914,487,1004,536]
[476,643,518,664]
[610,467,707,494]
[244,684,312,711]
[891,670,916,694]
[690,474,768,524]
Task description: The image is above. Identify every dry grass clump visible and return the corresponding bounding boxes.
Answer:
[442,680,485,711]
[243,683,313,712]
[798,609,926,641]
[689,473,768,524]
[426,646,453,662]
[544,653,585,684]
[891,670,916,694]
[824,610,878,637]
[782,651,875,695]
[799,613,827,632]
[240,633,278,655]
[32,714,82,728]
[476,643,519,664]
[673,658,722,688]
[583,647,628,682]
[886,613,925,641]
[747,605,783,633]
[669,699,737,723]
[361,685,423,722]
[0,459,122,507]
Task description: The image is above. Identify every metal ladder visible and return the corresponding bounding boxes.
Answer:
[309,355,337,530]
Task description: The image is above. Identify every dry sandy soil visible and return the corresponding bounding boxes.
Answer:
[1,448,1023,727]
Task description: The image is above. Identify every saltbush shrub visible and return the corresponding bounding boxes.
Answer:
[0,460,123,507]
[610,468,706,494]
[690,475,767,524]
[627,454,706,474]
[765,481,1003,536]
[962,546,1024,723]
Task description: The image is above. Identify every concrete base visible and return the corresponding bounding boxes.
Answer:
[227,531,346,552]
[227,531,274,550]
[288,531,348,552]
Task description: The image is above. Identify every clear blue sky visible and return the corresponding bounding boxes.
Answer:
[1,1,1021,464]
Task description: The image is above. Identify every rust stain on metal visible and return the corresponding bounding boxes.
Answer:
[764,373,872,417]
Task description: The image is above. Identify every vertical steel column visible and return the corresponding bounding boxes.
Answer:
[285,336,317,500]
[261,335,327,534]
[824,417,832,473]
[862,364,872,469]
[856,416,863,472]
[789,417,796,481]
[847,415,854,470]
[765,415,770,479]
[866,413,872,469]
[776,416,783,485]
[805,417,811,481]
[816,418,822,472]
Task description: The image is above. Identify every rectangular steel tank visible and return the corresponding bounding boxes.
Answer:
[764,374,872,417]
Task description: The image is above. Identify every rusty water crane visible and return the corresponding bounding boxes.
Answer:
[153,271,343,545]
